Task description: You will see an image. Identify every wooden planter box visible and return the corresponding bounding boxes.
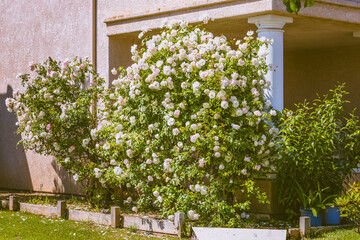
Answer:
[6,196,184,237]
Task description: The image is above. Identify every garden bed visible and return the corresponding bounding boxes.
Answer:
[5,195,183,237]
[5,194,356,239]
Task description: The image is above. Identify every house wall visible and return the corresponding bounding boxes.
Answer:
[284,46,360,115]
[0,0,92,194]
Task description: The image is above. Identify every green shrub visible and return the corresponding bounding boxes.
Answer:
[6,57,107,206]
[277,84,360,216]
[335,182,360,233]
[95,21,280,226]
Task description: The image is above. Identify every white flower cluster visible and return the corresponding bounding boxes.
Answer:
[95,21,279,221]
[6,57,105,184]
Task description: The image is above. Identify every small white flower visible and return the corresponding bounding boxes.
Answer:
[130,116,136,125]
[73,173,79,181]
[114,167,123,176]
[103,142,110,150]
[163,66,171,75]
[190,133,200,143]
[153,191,160,197]
[167,118,175,126]
[232,101,239,108]
[254,110,261,116]
[200,187,207,195]
[269,110,277,116]
[132,207,138,212]
[172,128,179,135]
[235,109,243,116]
[247,30,254,36]
[209,90,216,99]
[111,68,117,75]
[221,101,229,109]
[94,168,102,178]
[126,149,133,157]
[157,196,163,202]
[214,152,221,158]
[188,210,195,219]
[191,124,197,131]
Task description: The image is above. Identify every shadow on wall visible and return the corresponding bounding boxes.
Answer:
[0,85,32,190]
[51,159,84,195]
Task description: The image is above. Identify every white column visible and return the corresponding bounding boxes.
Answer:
[248,15,292,110]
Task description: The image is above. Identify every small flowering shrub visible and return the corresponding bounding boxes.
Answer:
[6,58,107,205]
[96,21,280,226]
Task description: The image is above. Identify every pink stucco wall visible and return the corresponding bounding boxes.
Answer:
[0,0,92,193]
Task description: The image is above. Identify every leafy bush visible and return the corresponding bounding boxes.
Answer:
[5,57,107,205]
[7,21,283,226]
[335,182,360,233]
[277,84,360,216]
[93,21,281,226]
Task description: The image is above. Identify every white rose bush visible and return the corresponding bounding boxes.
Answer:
[7,21,282,227]
[6,57,108,206]
[95,21,281,226]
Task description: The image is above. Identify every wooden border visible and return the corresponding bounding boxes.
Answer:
[6,196,181,236]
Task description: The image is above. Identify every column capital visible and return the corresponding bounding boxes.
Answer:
[248,14,293,31]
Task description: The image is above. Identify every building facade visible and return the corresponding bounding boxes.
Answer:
[1,0,359,194]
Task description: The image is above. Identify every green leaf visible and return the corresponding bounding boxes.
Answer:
[304,0,315,8]
[290,0,301,13]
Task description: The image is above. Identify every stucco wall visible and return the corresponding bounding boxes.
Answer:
[0,0,92,194]
[284,46,360,115]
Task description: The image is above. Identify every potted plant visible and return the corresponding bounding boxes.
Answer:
[277,84,360,223]
[323,204,341,225]
[296,182,335,227]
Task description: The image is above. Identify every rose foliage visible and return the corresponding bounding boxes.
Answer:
[95,21,280,226]
[6,58,110,205]
[7,22,282,226]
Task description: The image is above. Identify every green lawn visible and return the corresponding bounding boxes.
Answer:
[309,227,360,240]
[2,210,359,240]
[0,210,178,240]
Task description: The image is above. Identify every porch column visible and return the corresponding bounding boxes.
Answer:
[248,15,293,110]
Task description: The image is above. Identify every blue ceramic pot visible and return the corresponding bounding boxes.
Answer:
[300,207,323,227]
[324,206,341,225]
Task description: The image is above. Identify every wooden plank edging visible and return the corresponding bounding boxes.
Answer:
[6,196,182,236]
[19,202,58,217]
[68,209,111,226]
[122,215,178,235]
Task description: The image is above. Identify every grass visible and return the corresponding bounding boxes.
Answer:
[0,210,179,240]
[309,227,360,240]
